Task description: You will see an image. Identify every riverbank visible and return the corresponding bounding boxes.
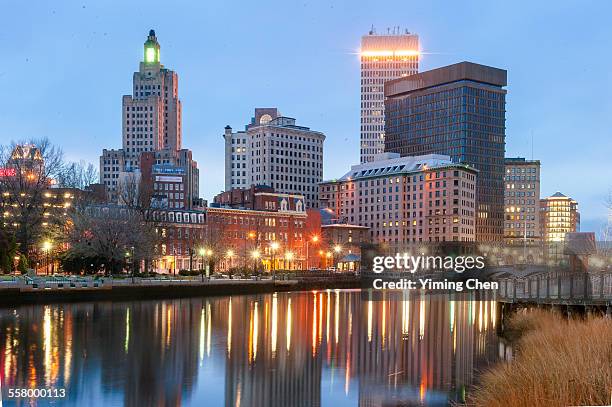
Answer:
[0,276,361,306]
[468,310,612,407]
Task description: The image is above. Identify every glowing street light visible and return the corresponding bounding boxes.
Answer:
[42,240,53,275]
[270,242,280,278]
[251,250,261,275]
[334,245,342,253]
[226,249,234,271]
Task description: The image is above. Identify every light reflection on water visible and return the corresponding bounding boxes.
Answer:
[0,290,500,406]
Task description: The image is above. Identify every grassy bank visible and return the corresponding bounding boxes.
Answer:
[469,310,612,407]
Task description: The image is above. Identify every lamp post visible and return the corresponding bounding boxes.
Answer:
[226,249,234,274]
[198,248,205,281]
[205,249,213,279]
[270,242,279,280]
[285,251,294,272]
[244,231,256,268]
[306,235,319,271]
[125,246,135,282]
[251,250,260,276]
[333,244,342,272]
[42,240,52,275]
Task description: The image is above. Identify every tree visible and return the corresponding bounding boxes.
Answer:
[56,161,99,190]
[0,139,65,259]
[65,205,159,276]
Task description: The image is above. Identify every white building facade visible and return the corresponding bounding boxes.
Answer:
[360,29,419,163]
[223,108,325,209]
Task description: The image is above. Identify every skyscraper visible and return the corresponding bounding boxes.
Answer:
[223,108,325,209]
[100,30,198,207]
[360,28,419,164]
[504,157,541,245]
[384,61,507,242]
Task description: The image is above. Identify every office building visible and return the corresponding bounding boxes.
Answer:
[540,192,580,264]
[540,192,580,242]
[223,108,324,208]
[100,30,199,207]
[360,28,419,163]
[319,153,477,247]
[384,61,507,242]
[504,158,541,245]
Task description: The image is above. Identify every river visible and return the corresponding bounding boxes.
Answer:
[0,290,503,406]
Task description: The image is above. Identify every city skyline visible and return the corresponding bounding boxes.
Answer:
[1,1,611,234]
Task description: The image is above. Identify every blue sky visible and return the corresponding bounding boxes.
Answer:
[1,0,611,234]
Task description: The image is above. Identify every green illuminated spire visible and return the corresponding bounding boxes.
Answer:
[143,29,160,64]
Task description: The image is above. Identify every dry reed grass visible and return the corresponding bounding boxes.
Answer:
[468,309,612,407]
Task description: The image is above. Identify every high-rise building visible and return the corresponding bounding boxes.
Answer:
[319,153,477,247]
[384,61,507,242]
[360,28,419,163]
[540,192,580,242]
[223,108,325,209]
[504,158,541,245]
[540,192,580,264]
[100,30,198,207]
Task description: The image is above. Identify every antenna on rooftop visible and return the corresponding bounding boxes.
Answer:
[369,24,375,35]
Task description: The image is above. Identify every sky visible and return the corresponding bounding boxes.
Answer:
[1,0,611,235]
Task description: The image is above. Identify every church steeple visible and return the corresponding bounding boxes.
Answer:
[143,29,160,64]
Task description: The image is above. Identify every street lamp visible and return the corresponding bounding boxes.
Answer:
[226,249,234,273]
[42,240,52,275]
[270,242,279,279]
[306,235,320,271]
[251,250,260,275]
[285,251,294,271]
[198,247,206,281]
[244,231,256,268]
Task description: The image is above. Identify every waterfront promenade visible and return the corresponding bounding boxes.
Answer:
[0,273,360,305]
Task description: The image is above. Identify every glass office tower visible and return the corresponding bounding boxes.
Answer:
[384,62,507,242]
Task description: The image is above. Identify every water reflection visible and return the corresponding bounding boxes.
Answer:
[0,290,500,406]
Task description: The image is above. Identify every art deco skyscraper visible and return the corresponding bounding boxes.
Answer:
[100,30,198,207]
[360,28,419,164]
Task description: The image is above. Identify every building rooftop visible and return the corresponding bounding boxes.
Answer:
[322,153,477,183]
[384,61,507,97]
[505,157,541,165]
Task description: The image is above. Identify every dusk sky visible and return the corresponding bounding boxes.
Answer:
[1,0,611,234]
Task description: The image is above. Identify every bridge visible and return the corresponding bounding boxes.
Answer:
[493,268,612,317]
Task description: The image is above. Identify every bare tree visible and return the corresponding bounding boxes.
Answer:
[0,138,66,258]
[56,161,99,189]
[65,205,159,275]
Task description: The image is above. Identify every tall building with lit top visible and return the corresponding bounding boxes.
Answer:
[360,28,419,163]
[100,30,199,207]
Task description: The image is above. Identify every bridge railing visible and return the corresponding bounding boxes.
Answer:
[497,271,612,303]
